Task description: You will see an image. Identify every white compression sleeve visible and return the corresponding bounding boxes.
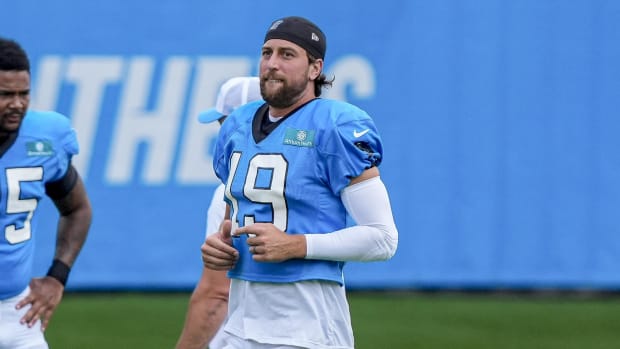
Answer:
[305,176,398,261]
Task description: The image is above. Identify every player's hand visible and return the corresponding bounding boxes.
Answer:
[16,277,64,331]
[236,223,306,262]
[202,219,238,270]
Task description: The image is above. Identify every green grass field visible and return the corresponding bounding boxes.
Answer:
[45,291,620,349]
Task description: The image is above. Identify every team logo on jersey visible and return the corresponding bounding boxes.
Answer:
[26,141,55,156]
[283,128,315,148]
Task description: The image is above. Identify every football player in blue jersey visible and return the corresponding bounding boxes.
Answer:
[201,17,398,348]
[0,37,92,349]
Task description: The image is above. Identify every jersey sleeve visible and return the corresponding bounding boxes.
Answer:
[26,110,80,183]
[318,107,383,195]
[51,112,80,182]
[205,184,227,238]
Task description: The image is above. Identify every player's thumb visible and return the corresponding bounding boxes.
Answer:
[219,219,233,242]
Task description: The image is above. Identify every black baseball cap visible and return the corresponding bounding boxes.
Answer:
[264,16,326,60]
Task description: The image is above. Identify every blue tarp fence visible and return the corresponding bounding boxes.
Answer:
[3,0,619,290]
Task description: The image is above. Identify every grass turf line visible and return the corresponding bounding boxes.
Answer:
[45,292,620,349]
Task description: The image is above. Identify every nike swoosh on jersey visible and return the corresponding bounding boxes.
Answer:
[353,129,370,138]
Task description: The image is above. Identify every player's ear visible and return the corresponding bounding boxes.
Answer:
[309,59,323,80]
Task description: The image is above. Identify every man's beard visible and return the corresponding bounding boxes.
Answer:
[0,110,26,134]
[260,77,308,109]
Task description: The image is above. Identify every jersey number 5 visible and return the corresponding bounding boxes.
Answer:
[3,167,43,244]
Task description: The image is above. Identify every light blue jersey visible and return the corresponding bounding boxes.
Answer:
[0,110,78,299]
[213,98,383,285]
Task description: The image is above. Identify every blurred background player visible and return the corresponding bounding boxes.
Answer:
[201,16,398,348]
[0,37,92,349]
[176,76,262,349]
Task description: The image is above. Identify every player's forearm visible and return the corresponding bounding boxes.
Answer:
[55,212,90,265]
[176,291,228,349]
[54,205,92,266]
[176,307,214,349]
[305,224,397,261]
[53,178,92,266]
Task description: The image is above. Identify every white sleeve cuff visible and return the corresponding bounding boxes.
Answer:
[205,184,227,238]
[305,176,398,261]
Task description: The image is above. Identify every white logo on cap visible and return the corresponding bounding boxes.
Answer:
[270,20,284,30]
[311,33,320,42]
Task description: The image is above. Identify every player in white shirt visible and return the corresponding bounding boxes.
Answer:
[176,77,262,349]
